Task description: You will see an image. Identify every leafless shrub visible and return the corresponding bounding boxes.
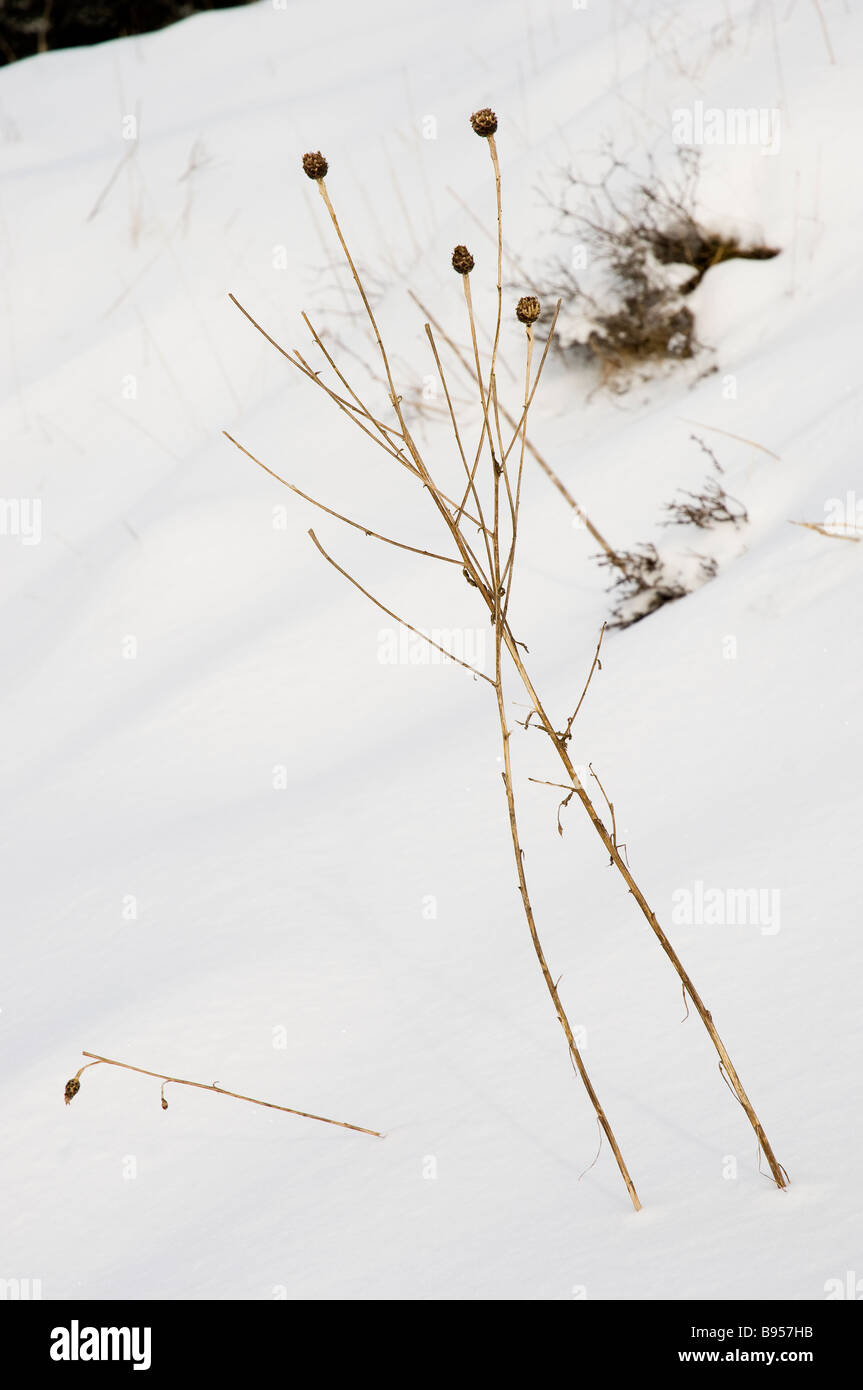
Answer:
[533,147,779,386]
[596,543,687,626]
[662,477,748,529]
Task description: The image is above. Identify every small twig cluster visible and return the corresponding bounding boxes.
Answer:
[596,432,748,625]
[662,476,748,529]
[596,543,689,627]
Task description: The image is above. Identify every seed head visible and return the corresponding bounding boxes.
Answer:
[64,1077,80,1106]
[470,108,498,138]
[451,244,475,275]
[302,150,328,181]
[516,295,541,325]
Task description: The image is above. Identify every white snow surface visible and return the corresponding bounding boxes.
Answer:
[1,0,861,1299]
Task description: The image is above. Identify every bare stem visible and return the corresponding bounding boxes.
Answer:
[498,622,789,1190]
[562,622,607,741]
[223,431,460,566]
[67,1052,384,1137]
[308,529,495,686]
[492,598,642,1211]
[410,289,626,569]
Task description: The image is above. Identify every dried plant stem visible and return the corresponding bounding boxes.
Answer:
[227,294,393,435]
[223,431,460,566]
[497,623,789,1190]
[71,1052,383,1137]
[492,502,641,1208]
[676,416,781,460]
[563,622,606,740]
[308,529,494,685]
[456,272,493,521]
[281,167,639,1208]
[500,322,534,609]
[315,179,404,419]
[492,662,642,1210]
[462,277,519,556]
[790,520,861,543]
[486,134,505,401]
[305,185,499,597]
[228,294,490,537]
[239,138,787,1204]
[424,324,495,581]
[408,290,626,569]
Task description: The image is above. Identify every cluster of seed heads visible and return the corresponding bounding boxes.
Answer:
[301,117,536,327]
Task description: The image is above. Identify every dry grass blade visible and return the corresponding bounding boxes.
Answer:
[790,520,861,543]
[676,416,781,460]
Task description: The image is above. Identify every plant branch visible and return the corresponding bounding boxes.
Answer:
[65,1052,384,1137]
[308,529,495,686]
[223,432,461,566]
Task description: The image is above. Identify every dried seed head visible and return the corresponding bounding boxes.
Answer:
[470,108,498,137]
[516,295,541,325]
[302,150,328,181]
[64,1077,80,1106]
[451,244,475,275]
[161,1097,169,1111]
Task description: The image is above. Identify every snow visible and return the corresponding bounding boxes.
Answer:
[1,0,861,1299]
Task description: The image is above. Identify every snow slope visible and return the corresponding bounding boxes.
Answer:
[1,0,861,1299]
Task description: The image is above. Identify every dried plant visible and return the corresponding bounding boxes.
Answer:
[533,147,779,385]
[595,434,747,625]
[662,476,748,529]
[227,114,788,1206]
[789,520,861,543]
[596,542,690,627]
[64,1052,383,1137]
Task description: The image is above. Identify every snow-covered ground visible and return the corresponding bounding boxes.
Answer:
[1,0,861,1299]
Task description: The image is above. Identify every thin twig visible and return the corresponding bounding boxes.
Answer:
[676,416,781,460]
[409,290,626,568]
[562,623,607,742]
[67,1052,383,1137]
[424,323,494,585]
[223,432,460,565]
[790,520,861,542]
[308,529,495,686]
